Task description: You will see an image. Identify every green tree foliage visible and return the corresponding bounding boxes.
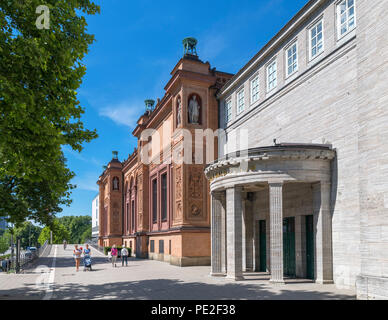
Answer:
[10,221,42,249]
[0,1,100,225]
[38,219,69,245]
[58,215,91,244]
[81,226,92,244]
[0,234,9,254]
[0,160,74,226]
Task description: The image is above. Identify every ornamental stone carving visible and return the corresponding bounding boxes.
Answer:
[175,166,183,200]
[191,204,201,216]
[189,167,203,199]
[177,97,182,127]
[176,201,182,219]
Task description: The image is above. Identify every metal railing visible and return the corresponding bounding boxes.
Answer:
[1,240,51,273]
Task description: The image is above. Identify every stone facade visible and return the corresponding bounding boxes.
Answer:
[91,194,99,241]
[209,0,388,299]
[97,46,233,266]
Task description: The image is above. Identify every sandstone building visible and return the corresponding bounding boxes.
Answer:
[205,0,388,299]
[97,41,233,266]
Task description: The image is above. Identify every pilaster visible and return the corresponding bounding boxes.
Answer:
[313,182,334,284]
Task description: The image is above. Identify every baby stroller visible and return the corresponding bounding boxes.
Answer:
[83,254,92,271]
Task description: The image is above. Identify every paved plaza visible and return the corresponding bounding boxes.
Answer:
[0,245,356,300]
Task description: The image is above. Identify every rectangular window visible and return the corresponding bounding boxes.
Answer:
[225,99,232,124]
[150,240,154,253]
[286,42,298,76]
[152,179,157,224]
[267,60,277,92]
[310,20,324,59]
[337,0,356,38]
[250,76,259,103]
[126,203,129,232]
[161,173,167,221]
[237,89,245,114]
[131,200,135,231]
[159,240,164,254]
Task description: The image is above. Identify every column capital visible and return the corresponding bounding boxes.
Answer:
[211,191,226,203]
[268,181,284,188]
[226,185,243,192]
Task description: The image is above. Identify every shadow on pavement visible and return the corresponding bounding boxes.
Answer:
[1,252,356,300]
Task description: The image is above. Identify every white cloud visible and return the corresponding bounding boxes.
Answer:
[99,101,144,129]
[74,180,99,192]
[71,172,99,192]
[62,146,103,167]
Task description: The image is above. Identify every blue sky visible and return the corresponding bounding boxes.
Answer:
[60,0,306,217]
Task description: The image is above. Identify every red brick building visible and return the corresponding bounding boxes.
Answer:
[97,39,233,266]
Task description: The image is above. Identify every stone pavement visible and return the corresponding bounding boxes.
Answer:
[0,245,356,300]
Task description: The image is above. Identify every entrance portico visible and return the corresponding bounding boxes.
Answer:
[205,144,335,284]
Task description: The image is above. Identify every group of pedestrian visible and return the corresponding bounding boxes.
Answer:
[73,244,91,272]
[107,244,130,268]
[70,242,130,271]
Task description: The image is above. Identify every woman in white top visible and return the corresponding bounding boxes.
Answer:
[73,245,82,272]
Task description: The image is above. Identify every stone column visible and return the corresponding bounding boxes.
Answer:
[226,187,244,280]
[243,195,254,271]
[253,220,259,271]
[242,198,246,272]
[269,182,285,284]
[313,182,333,284]
[295,215,306,278]
[211,191,226,276]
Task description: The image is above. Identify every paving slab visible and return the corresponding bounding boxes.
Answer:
[0,245,356,300]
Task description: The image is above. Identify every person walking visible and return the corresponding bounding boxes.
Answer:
[73,245,82,272]
[83,244,92,271]
[111,244,118,268]
[83,244,91,256]
[121,246,129,267]
[63,239,67,250]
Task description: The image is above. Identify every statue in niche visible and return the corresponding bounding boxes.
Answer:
[113,177,119,190]
[188,95,200,124]
[177,97,182,126]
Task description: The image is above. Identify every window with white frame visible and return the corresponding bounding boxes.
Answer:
[250,76,259,103]
[286,42,298,76]
[237,89,245,114]
[310,20,324,59]
[225,99,232,123]
[267,60,277,92]
[337,0,356,37]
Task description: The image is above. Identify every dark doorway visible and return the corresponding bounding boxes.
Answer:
[283,217,296,277]
[259,220,266,272]
[306,215,315,280]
